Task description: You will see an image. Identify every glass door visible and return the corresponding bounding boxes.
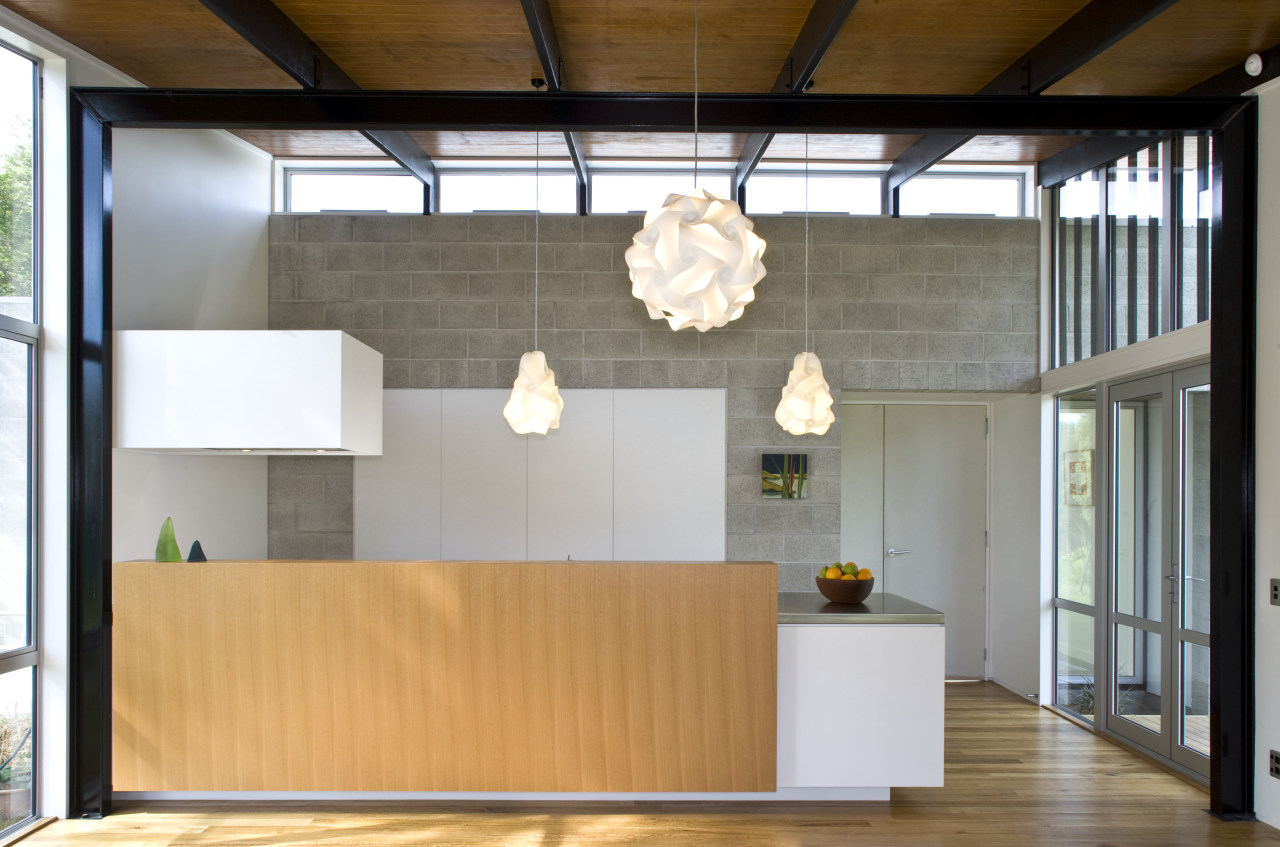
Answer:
[1105,365,1209,778]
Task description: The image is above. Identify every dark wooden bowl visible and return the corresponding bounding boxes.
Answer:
[816,575,875,604]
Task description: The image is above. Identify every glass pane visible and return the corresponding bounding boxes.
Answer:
[1056,389,1096,605]
[1109,145,1165,350]
[1180,641,1210,757]
[1115,623,1162,732]
[0,46,36,324]
[1114,394,1162,622]
[590,173,732,214]
[288,172,425,213]
[1177,136,1212,328]
[1056,607,1096,721]
[898,175,1022,217]
[1182,383,1210,634]
[0,337,29,653]
[746,174,881,215]
[0,668,33,834]
[438,172,578,214]
[1054,171,1101,366]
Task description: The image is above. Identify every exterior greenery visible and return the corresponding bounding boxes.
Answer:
[0,137,33,299]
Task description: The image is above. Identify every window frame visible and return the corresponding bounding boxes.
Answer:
[897,169,1029,218]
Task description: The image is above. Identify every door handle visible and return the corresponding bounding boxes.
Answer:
[887,548,912,557]
[1185,576,1205,582]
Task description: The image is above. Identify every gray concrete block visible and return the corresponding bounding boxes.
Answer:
[982,218,1039,246]
[782,300,841,331]
[411,329,467,359]
[582,360,612,388]
[584,271,631,301]
[268,474,324,503]
[929,362,958,390]
[268,531,328,560]
[1011,245,1040,274]
[784,533,840,563]
[538,329,585,360]
[583,214,644,243]
[537,271,585,299]
[353,272,411,301]
[985,362,1040,392]
[755,330,807,360]
[347,329,411,359]
[584,330,641,359]
[899,303,956,331]
[811,503,841,534]
[751,215,806,244]
[640,329,700,358]
[870,332,928,361]
[1012,304,1038,332]
[778,563,813,591]
[812,330,870,360]
[410,272,469,300]
[412,215,470,243]
[466,358,500,388]
[782,243,841,274]
[324,473,353,504]
[441,243,498,272]
[326,243,385,272]
[440,360,469,388]
[668,360,700,388]
[468,329,531,360]
[926,275,982,303]
[699,330,756,359]
[868,274,926,302]
[840,245,899,274]
[382,301,441,330]
[900,362,929,389]
[497,243,535,272]
[296,502,353,532]
[440,301,498,329]
[841,360,872,390]
[732,300,789,332]
[354,216,412,242]
[727,504,757,534]
[956,362,986,390]
[727,388,758,418]
[870,361,901,389]
[497,301,535,329]
[729,474,765,508]
[728,358,787,388]
[982,275,1038,304]
[551,359,583,389]
[267,502,296,531]
[269,272,297,301]
[898,245,956,274]
[555,244,613,272]
[957,303,1012,332]
[984,332,1037,362]
[383,359,413,389]
[384,243,442,272]
[808,273,869,302]
[269,216,298,244]
[761,272,803,302]
[409,360,442,388]
[268,302,326,330]
[757,504,815,534]
[641,359,672,387]
[698,359,729,387]
[955,246,1011,275]
[928,332,985,362]
[469,271,528,300]
[611,300,654,330]
[537,215,584,243]
[324,533,354,560]
[842,302,898,331]
[918,217,986,245]
[324,301,383,330]
[611,359,641,387]
[809,215,869,244]
[270,243,326,272]
[727,533,785,562]
[295,271,351,301]
[299,215,354,242]
[468,215,527,243]
[556,300,614,329]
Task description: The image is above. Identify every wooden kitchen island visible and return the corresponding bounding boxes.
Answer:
[112,560,779,795]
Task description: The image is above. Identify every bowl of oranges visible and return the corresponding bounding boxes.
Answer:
[816,562,875,604]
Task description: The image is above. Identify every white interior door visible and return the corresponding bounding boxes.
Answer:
[842,403,988,678]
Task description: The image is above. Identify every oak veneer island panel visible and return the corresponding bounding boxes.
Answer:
[112,560,777,793]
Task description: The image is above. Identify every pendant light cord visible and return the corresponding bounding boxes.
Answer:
[693,0,699,188]
[534,130,540,351]
[804,132,810,352]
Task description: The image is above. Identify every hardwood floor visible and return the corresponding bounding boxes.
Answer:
[18,683,1280,846]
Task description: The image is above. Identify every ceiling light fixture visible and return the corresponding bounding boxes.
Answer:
[623,0,766,332]
[776,134,835,436]
[504,131,564,435]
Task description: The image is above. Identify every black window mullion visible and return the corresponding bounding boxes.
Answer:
[1074,216,1084,364]
[1197,137,1210,323]
[1127,214,1138,346]
[1057,214,1068,366]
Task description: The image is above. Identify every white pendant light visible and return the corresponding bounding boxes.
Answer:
[776,134,835,436]
[624,0,765,333]
[504,132,563,435]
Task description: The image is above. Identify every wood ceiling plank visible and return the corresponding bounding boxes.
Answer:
[549,0,815,92]
[273,0,546,90]
[581,132,748,159]
[1046,0,1280,95]
[231,130,380,157]
[760,133,915,162]
[942,135,1082,163]
[0,0,298,88]
[817,0,1092,94]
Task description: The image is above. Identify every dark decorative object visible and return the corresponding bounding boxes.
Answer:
[816,575,874,604]
[187,540,207,562]
[762,453,808,499]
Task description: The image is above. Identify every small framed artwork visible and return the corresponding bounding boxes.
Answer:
[1064,449,1093,506]
[762,453,808,500]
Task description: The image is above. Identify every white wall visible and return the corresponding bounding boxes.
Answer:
[1253,77,1280,828]
[988,393,1042,697]
[109,128,273,562]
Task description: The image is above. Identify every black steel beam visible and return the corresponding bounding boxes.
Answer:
[197,0,437,192]
[883,133,967,214]
[519,0,590,214]
[732,0,860,202]
[889,0,1179,197]
[72,88,1250,136]
[1209,98,1258,821]
[67,92,113,820]
[1038,42,1280,186]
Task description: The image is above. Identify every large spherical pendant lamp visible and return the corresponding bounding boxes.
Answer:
[504,350,563,435]
[776,351,835,436]
[625,189,766,332]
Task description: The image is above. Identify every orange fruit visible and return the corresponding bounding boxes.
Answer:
[823,566,843,579]
[857,568,873,580]
[840,574,856,580]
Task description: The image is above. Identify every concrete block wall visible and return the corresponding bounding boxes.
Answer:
[266,213,1040,587]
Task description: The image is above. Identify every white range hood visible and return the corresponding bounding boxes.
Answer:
[113,330,383,455]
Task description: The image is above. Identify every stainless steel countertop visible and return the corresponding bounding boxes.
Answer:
[777,591,944,624]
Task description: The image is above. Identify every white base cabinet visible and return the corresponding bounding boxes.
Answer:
[777,624,945,788]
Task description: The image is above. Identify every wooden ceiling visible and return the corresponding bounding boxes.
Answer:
[1,0,1276,165]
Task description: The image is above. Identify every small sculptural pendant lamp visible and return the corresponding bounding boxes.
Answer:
[776,135,835,436]
[504,132,564,435]
[624,0,765,333]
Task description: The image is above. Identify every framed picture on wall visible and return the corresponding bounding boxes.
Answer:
[762,453,808,500]
[1064,449,1093,506]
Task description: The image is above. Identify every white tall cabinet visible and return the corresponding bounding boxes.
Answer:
[354,388,726,561]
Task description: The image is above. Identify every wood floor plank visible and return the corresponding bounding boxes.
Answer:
[20,683,1280,846]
